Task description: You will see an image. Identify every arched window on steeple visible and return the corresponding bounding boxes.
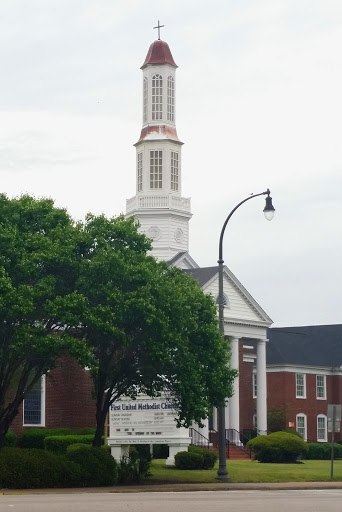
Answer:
[152,74,163,120]
[167,76,174,122]
[143,77,148,123]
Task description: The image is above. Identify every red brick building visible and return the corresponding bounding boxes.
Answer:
[266,325,342,443]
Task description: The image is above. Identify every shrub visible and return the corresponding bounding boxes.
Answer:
[267,408,286,432]
[281,429,303,438]
[4,430,17,447]
[175,451,203,469]
[117,446,151,484]
[174,446,217,470]
[44,434,101,454]
[66,445,117,486]
[247,431,308,463]
[0,447,82,489]
[189,445,217,469]
[21,428,72,449]
[306,443,342,460]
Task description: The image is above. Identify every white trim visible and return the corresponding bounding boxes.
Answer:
[296,373,306,399]
[23,375,46,427]
[296,413,307,441]
[317,414,328,442]
[267,365,341,376]
[316,375,327,400]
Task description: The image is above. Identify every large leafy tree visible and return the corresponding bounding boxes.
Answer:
[0,194,89,449]
[51,214,237,447]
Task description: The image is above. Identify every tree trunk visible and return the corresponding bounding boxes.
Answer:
[0,403,20,451]
[93,401,107,447]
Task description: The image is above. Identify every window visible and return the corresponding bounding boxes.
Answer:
[296,373,306,398]
[316,375,326,400]
[152,74,162,120]
[296,413,307,441]
[171,151,179,191]
[317,415,327,442]
[150,150,162,189]
[215,293,229,307]
[253,414,257,429]
[167,76,174,122]
[137,152,143,192]
[253,373,257,398]
[143,77,148,123]
[23,376,45,426]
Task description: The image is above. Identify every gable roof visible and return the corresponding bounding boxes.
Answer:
[267,324,342,367]
[185,265,273,325]
[167,252,199,269]
[183,266,218,286]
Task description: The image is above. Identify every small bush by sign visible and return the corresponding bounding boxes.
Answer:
[174,446,217,470]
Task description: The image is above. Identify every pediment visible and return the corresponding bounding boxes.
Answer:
[186,265,272,327]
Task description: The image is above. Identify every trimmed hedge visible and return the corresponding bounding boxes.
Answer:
[0,448,82,489]
[247,431,308,463]
[44,434,102,454]
[4,430,17,447]
[66,445,117,486]
[174,446,217,470]
[20,428,96,449]
[306,442,342,460]
[21,428,73,449]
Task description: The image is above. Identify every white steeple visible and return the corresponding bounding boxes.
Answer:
[126,37,192,262]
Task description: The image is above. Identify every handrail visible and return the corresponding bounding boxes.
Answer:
[225,428,252,458]
[189,428,210,449]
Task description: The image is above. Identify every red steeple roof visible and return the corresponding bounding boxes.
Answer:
[141,40,177,69]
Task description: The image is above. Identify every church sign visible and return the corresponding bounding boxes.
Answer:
[107,394,191,465]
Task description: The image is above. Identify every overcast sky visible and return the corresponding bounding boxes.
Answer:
[1,0,341,328]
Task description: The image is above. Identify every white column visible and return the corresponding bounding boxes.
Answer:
[256,339,268,436]
[228,336,240,444]
[196,418,209,440]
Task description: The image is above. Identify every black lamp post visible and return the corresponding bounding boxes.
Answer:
[216,189,275,480]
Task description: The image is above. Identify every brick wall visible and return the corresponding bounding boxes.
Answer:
[10,355,96,438]
[267,370,342,442]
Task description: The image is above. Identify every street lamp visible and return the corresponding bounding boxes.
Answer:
[217,189,275,480]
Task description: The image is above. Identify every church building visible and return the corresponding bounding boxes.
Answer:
[125,32,273,442]
[10,31,275,447]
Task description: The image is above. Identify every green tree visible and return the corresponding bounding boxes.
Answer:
[0,194,90,449]
[51,214,237,447]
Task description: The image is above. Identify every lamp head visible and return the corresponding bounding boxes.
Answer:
[263,189,275,221]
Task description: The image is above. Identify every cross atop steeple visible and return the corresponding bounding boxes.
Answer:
[153,20,164,40]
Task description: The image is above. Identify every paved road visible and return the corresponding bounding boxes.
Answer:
[1,490,342,512]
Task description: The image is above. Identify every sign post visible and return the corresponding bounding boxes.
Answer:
[327,404,341,480]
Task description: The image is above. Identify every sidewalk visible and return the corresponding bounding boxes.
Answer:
[2,480,342,495]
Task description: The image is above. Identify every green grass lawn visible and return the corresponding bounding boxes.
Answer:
[148,459,342,483]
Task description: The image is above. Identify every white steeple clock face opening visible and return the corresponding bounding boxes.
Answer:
[148,226,161,240]
[174,228,183,243]
[125,36,192,262]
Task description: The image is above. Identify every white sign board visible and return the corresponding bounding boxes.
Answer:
[107,394,191,465]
